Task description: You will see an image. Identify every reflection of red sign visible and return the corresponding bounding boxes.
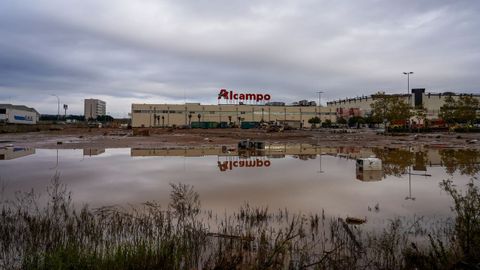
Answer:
[218,159,271,171]
[218,89,271,102]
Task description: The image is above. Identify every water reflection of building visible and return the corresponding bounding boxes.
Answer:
[132,144,327,172]
[0,147,35,160]
[372,147,480,177]
[356,169,383,182]
[131,144,379,159]
[413,151,427,171]
[131,144,325,157]
[324,146,376,160]
[83,148,106,156]
[130,145,480,176]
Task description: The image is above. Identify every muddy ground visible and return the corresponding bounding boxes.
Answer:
[1,127,479,150]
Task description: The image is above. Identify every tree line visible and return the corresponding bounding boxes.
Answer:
[40,114,115,122]
[309,94,479,128]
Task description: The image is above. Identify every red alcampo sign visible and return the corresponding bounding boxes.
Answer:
[218,159,271,172]
[218,89,271,102]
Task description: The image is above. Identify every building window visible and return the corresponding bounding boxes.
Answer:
[0,109,5,114]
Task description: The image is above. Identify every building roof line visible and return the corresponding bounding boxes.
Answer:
[0,104,40,114]
[326,91,480,104]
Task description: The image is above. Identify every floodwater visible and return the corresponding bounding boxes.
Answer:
[1,144,479,225]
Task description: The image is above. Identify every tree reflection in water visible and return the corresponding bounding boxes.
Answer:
[372,148,420,177]
[440,149,480,176]
[372,148,480,177]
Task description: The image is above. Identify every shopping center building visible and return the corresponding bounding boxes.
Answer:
[131,88,480,127]
[327,89,480,119]
[131,103,337,128]
[131,89,336,128]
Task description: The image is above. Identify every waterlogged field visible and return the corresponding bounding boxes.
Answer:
[0,144,479,269]
[0,145,477,220]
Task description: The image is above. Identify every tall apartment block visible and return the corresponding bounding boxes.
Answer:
[84,99,106,120]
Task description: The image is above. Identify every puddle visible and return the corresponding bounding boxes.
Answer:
[1,144,479,225]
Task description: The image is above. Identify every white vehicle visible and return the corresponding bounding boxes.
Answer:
[356,157,382,171]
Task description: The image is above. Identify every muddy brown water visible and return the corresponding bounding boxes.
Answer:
[1,145,478,227]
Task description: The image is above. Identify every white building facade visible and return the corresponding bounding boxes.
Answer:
[0,104,40,124]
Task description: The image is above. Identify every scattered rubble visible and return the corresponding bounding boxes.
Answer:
[0,127,478,150]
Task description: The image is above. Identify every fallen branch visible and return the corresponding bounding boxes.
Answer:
[206,232,254,242]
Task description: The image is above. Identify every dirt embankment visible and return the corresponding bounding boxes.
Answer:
[0,127,479,150]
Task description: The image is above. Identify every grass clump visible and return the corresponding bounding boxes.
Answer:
[1,174,479,269]
[1,176,205,269]
[402,179,480,269]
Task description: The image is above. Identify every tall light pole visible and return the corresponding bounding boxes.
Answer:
[317,91,324,107]
[316,91,325,171]
[51,94,60,121]
[316,91,324,120]
[403,72,413,95]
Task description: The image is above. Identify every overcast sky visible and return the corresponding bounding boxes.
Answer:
[0,0,479,116]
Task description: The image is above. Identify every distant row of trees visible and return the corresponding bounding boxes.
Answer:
[40,115,85,121]
[439,95,479,125]
[307,95,415,128]
[307,94,479,128]
[372,94,479,126]
[40,115,114,122]
[370,95,413,124]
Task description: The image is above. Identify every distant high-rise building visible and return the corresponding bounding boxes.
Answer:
[84,99,106,120]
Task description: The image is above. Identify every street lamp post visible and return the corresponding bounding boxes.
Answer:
[51,94,60,121]
[316,91,325,170]
[316,91,324,122]
[317,91,324,108]
[403,72,413,95]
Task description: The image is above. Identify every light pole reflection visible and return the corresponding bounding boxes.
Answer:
[49,148,59,170]
[405,165,415,201]
[317,135,323,174]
